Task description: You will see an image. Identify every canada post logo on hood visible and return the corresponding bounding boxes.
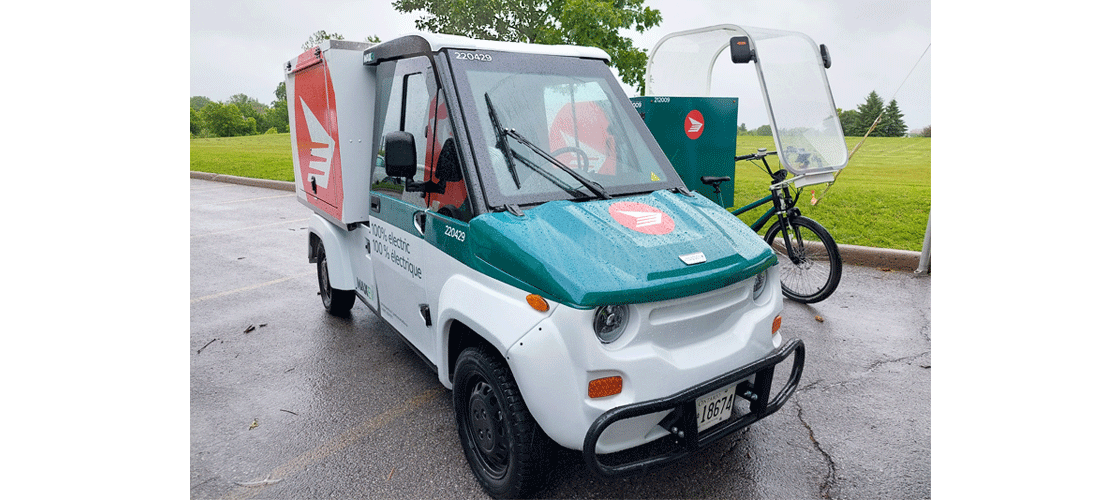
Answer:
[609,201,675,235]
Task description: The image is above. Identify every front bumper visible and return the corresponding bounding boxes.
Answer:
[582,338,805,477]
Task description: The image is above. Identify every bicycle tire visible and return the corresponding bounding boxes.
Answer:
[764,216,842,303]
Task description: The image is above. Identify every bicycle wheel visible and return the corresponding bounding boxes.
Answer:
[764,216,842,303]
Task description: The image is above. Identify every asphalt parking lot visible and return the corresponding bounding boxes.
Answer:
[190,177,930,499]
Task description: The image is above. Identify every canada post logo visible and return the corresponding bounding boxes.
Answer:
[292,53,343,219]
[685,109,705,140]
[609,201,675,235]
[299,97,335,188]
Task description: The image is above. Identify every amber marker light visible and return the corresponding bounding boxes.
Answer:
[526,294,549,312]
[588,376,623,398]
[772,315,782,335]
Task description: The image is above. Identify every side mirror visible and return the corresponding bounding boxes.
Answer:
[384,131,417,179]
[820,44,832,69]
[730,36,753,64]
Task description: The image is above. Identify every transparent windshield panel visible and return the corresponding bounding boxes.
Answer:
[449,52,680,207]
[646,26,740,96]
[749,28,848,175]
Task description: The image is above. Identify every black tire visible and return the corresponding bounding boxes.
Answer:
[764,216,842,303]
[314,242,355,316]
[453,347,551,498]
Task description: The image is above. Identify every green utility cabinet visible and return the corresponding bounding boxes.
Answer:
[631,96,738,207]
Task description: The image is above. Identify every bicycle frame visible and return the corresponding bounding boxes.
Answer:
[732,194,776,233]
[709,153,806,266]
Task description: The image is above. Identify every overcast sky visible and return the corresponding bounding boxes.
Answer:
[190,0,931,130]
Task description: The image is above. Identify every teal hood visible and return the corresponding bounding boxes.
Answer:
[468,190,776,308]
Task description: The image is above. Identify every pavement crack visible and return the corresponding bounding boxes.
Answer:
[798,378,824,392]
[719,433,745,461]
[796,400,838,499]
[190,477,216,492]
[865,350,931,372]
[918,307,931,342]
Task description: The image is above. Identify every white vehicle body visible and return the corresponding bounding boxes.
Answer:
[287,32,806,497]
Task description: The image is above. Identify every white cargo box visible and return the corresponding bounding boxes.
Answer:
[285,40,376,226]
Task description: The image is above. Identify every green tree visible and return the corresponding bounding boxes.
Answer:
[228,94,265,112]
[391,0,662,93]
[837,108,860,136]
[738,123,748,135]
[226,94,266,136]
[920,125,931,138]
[273,81,286,103]
[878,99,907,137]
[190,96,213,111]
[267,82,290,133]
[190,107,203,136]
[754,124,772,136]
[847,91,885,136]
[199,102,255,137]
[263,102,289,133]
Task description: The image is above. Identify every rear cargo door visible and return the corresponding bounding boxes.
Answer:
[291,55,345,217]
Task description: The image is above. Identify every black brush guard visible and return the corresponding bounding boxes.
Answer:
[582,338,805,477]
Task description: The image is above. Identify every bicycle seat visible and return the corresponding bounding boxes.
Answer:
[700,176,731,186]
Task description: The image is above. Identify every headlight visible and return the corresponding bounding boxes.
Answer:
[752,269,769,300]
[593,305,629,344]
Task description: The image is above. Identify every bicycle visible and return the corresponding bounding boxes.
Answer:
[701,148,842,303]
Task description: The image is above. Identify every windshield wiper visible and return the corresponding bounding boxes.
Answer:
[502,128,611,200]
[484,93,521,189]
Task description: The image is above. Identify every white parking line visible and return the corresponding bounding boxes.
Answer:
[190,272,314,304]
[191,218,310,238]
[208,193,297,205]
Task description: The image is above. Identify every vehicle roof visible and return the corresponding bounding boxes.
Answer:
[365,32,611,65]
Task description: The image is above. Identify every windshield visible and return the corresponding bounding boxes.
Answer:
[642,25,847,178]
[746,27,848,175]
[448,50,682,208]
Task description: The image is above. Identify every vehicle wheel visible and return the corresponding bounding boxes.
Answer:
[453,347,550,498]
[764,216,842,303]
[315,242,355,316]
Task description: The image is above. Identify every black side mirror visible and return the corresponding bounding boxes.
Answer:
[730,36,753,64]
[820,44,832,69]
[384,131,417,179]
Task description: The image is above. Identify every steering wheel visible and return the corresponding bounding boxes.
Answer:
[550,146,590,172]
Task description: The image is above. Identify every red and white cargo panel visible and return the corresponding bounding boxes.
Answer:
[285,40,376,226]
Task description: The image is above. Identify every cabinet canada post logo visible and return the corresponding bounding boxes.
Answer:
[609,201,675,235]
[299,97,335,189]
[685,110,705,140]
[291,53,343,219]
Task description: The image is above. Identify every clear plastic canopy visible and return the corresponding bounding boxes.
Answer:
[645,24,847,182]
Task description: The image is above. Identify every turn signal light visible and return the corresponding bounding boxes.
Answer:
[526,294,549,312]
[772,315,782,334]
[588,376,623,398]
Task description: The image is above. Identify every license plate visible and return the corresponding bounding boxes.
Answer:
[695,384,737,432]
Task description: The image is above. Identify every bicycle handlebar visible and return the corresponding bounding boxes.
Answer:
[735,150,777,162]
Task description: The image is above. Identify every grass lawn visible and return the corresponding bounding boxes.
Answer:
[190,134,296,182]
[731,135,930,251]
[190,133,930,251]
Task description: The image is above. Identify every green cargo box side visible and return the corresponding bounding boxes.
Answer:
[631,96,738,208]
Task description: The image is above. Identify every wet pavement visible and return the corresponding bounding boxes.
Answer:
[190,178,930,499]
